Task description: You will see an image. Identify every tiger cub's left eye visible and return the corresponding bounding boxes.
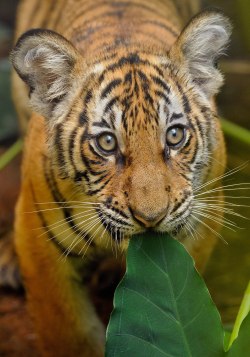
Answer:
[96,132,117,154]
[166,126,185,147]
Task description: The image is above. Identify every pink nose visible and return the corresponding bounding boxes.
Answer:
[132,209,167,228]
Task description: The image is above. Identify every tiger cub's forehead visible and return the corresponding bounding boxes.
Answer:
[87,53,188,139]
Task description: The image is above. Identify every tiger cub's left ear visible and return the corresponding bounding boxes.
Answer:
[170,10,232,99]
[11,29,84,119]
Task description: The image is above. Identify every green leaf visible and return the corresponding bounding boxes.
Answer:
[226,313,250,357]
[105,233,225,357]
[227,281,250,350]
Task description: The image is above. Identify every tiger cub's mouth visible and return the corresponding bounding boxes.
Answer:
[96,196,193,242]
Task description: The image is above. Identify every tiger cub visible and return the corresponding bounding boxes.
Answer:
[9,0,231,355]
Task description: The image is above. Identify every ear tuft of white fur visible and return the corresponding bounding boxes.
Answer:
[11,29,82,119]
[171,11,232,99]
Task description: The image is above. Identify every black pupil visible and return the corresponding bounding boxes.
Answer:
[105,135,113,145]
[171,128,178,137]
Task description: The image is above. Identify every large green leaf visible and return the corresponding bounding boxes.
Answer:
[106,233,225,357]
[226,313,250,357]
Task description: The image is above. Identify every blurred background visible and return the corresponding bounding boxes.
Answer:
[0,0,249,355]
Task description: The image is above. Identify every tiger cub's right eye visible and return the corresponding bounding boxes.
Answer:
[96,132,117,154]
[166,126,185,147]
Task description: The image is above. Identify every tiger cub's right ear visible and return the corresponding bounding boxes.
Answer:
[11,29,84,119]
[170,11,232,100]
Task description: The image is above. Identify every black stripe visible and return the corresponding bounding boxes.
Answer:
[101,211,132,227]
[81,150,107,176]
[54,124,66,172]
[92,173,109,185]
[74,170,90,183]
[88,143,107,160]
[181,135,192,151]
[69,127,78,167]
[151,75,170,93]
[100,52,142,77]
[87,177,112,196]
[155,90,171,106]
[101,78,122,98]
[179,172,192,181]
[93,120,111,129]
[79,89,93,125]
[104,96,119,114]
[170,191,190,215]
[177,84,191,114]
[188,137,199,165]
[172,201,192,221]
[195,116,205,142]
[105,205,129,219]
[169,112,183,122]
[79,110,89,125]
[43,159,94,245]
[124,70,132,84]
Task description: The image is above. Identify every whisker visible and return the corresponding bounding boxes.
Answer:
[59,217,101,261]
[185,220,197,241]
[195,197,250,204]
[191,213,228,244]
[195,185,250,198]
[192,208,238,232]
[41,213,96,241]
[194,162,248,193]
[79,220,104,258]
[34,209,97,235]
[194,202,247,219]
[47,214,99,244]
[33,201,101,205]
[25,204,101,214]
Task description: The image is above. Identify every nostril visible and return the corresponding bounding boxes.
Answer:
[131,209,167,228]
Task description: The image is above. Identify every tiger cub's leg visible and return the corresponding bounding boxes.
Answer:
[15,192,105,357]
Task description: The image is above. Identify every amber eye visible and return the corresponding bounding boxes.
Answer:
[96,132,117,154]
[166,126,185,147]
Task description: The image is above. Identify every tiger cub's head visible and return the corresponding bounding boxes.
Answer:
[11,11,231,241]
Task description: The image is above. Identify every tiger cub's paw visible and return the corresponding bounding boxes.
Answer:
[0,231,21,289]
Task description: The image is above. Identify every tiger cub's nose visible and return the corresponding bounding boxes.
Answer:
[131,209,167,228]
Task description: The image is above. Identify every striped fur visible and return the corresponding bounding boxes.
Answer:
[9,1,231,355]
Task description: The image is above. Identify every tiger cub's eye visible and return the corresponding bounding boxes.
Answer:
[96,132,117,154]
[166,126,185,147]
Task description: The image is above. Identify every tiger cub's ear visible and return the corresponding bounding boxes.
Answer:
[170,10,232,99]
[11,29,84,119]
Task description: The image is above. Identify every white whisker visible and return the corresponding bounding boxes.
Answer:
[194,162,248,193]
[191,213,228,244]
[35,209,97,236]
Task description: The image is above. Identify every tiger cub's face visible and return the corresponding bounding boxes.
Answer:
[11,11,231,241]
[78,56,205,239]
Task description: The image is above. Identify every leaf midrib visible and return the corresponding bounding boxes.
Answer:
[139,240,193,357]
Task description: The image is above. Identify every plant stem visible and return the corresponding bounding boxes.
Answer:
[227,281,250,350]
[0,139,23,171]
[221,118,250,146]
